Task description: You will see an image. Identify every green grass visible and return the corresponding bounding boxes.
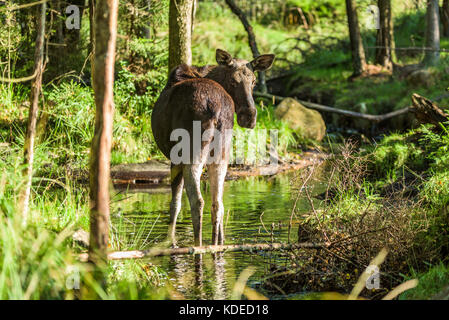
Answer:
[0,153,168,299]
[400,263,449,300]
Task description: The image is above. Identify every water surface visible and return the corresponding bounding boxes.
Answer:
[111,171,324,299]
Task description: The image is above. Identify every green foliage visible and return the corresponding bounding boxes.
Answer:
[115,38,168,116]
[285,0,346,19]
[400,263,449,300]
[232,102,298,164]
[0,155,167,299]
[368,132,424,181]
[420,124,449,171]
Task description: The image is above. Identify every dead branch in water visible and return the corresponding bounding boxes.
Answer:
[78,242,329,261]
[253,91,411,123]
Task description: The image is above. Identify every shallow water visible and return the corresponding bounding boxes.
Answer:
[111,170,324,299]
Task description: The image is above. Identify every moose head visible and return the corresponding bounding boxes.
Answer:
[211,49,275,129]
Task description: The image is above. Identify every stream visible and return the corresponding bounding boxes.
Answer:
[111,170,325,299]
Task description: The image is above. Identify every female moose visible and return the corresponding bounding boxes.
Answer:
[151,49,275,246]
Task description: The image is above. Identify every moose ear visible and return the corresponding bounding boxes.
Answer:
[216,49,233,66]
[251,54,275,72]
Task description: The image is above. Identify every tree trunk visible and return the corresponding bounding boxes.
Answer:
[168,0,194,72]
[224,0,268,93]
[442,0,449,37]
[375,0,395,71]
[18,1,46,223]
[345,0,367,77]
[64,0,85,54]
[142,0,152,39]
[87,0,119,291]
[88,0,96,57]
[422,0,440,66]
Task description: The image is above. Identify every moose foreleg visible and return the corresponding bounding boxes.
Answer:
[184,163,205,246]
[209,163,227,245]
[168,164,184,245]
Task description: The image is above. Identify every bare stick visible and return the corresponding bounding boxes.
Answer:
[0,70,38,83]
[2,0,49,11]
[253,91,411,123]
[78,242,330,262]
[368,46,449,53]
[288,166,315,243]
[18,0,46,222]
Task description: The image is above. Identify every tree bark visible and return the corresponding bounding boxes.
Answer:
[19,0,46,223]
[225,0,268,93]
[410,93,449,129]
[345,0,367,77]
[87,0,119,290]
[168,0,194,72]
[442,0,449,37]
[422,0,440,66]
[64,0,85,53]
[375,0,395,70]
[142,0,152,39]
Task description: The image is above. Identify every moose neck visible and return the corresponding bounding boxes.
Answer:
[204,66,233,96]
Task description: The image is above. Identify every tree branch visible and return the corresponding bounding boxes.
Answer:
[79,242,329,261]
[253,91,411,123]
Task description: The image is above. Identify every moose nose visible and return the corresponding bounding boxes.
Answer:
[237,107,257,128]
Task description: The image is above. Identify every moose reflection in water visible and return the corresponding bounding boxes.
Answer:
[151,49,275,246]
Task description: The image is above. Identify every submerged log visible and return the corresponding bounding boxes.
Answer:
[78,242,329,261]
[410,93,449,128]
[253,91,411,123]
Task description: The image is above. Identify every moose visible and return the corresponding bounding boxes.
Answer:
[151,49,275,246]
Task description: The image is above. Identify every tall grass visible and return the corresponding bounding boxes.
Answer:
[0,152,169,299]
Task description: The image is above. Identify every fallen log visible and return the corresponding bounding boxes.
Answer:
[253,91,411,123]
[78,242,329,262]
[410,93,449,128]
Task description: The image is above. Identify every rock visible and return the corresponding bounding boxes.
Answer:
[274,97,326,141]
[406,69,437,87]
[72,229,89,248]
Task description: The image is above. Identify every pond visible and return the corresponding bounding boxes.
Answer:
[111,169,325,299]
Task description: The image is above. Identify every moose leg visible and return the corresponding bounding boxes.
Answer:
[209,162,227,245]
[168,164,184,245]
[183,163,205,246]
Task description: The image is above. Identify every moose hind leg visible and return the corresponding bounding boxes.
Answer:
[209,163,227,245]
[183,163,205,246]
[168,164,184,245]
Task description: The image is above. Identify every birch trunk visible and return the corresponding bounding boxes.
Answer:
[87,0,119,289]
[19,1,46,223]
